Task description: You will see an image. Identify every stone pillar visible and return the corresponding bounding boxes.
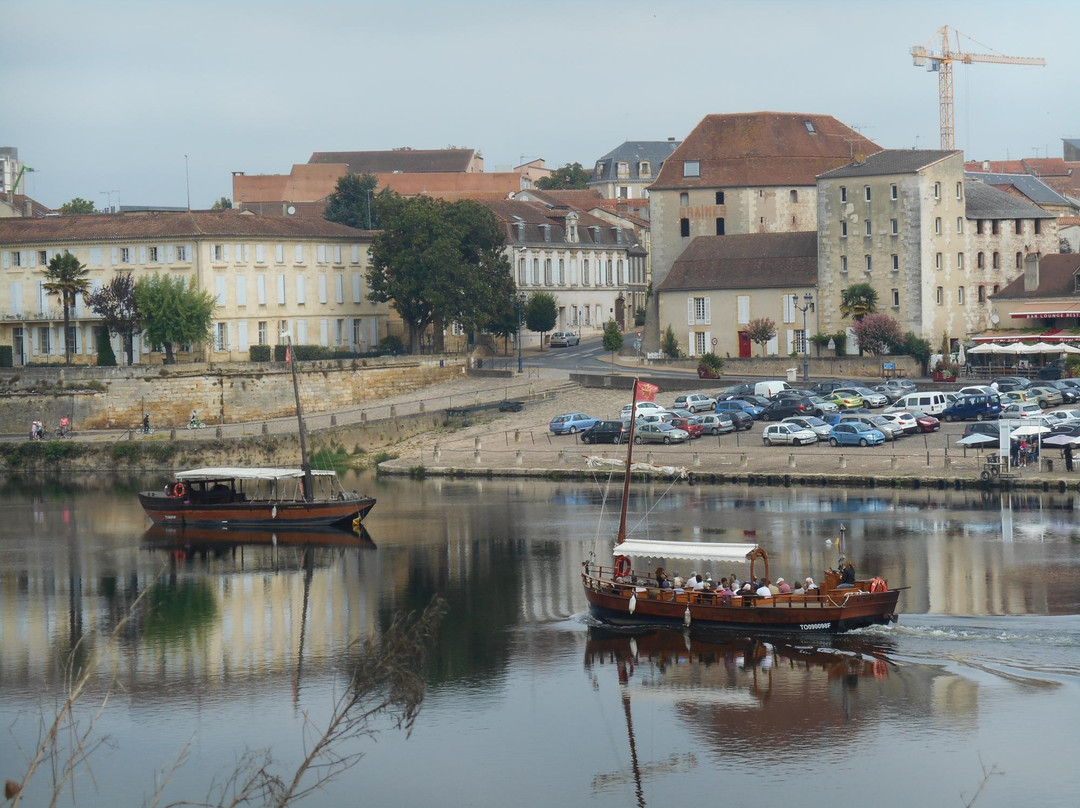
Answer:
[740,453,749,468]
[891,456,898,470]
[788,454,796,468]
[839,455,847,469]
[944,455,952,470]
[515,450,523,465]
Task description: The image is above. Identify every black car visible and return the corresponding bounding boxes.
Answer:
[724,410,755,431]
[1047,380,1079,403]
[580,420,629,444]
[995,377,1032,393]
[759,396,819,420]
[1038,361,1065,381]
[1050,422,1080,437]
[962,421,1000,438]
[718,383,756,399]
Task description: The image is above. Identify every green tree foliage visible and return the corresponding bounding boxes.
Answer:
[851,313,903,356]
[602,319,623,365]
[840,283,879,321]
[324,173,382,230]
[85,273,142,365]
[42,251,91,365]
[133,274,216,364]
[899,331,932,370]
[524,291,558,347]
[211,197,233,210]
[94,327,117,366]
[661,325,681,358]
[697,351,724,378]
[368,195,511,354]
[59,198,95,215]
[535,162,591,190]
[745,318,777,355]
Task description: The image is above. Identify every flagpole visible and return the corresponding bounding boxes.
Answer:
[616,380,641,546]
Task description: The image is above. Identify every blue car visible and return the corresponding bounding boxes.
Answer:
[827,422,886,447]
[549,412,600,435]
[715,400,764,419]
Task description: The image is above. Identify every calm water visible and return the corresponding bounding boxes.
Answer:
[0,474,1078,807]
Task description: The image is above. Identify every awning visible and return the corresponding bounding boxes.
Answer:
[175,467,338,481]
[613,539,758,563]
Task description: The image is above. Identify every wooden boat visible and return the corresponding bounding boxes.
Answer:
[138,338,375,530]
[581,380,903,634]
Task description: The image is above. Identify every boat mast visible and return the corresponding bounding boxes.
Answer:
[287,335,314,501]
[616,380,640,546]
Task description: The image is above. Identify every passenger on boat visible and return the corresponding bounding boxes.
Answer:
[776,578,792,594]
[836,563,856,589]
[672,572,684,588]
[656,568,672,589]
[792,580,804,593]
[755,580,773,598]
[767,579,780,596]
[690,574,705,592]
[804,577,818,592]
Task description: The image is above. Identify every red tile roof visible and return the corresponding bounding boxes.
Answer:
[651,112,881,191]
[657,231,817,291]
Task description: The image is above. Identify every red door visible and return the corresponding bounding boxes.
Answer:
[738,331,751,358]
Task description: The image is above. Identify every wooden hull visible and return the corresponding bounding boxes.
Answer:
[138,490,375,530]
[143,523,375,549]
[582,572,901,634]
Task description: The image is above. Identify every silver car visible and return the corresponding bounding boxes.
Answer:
[762,423,818,446]
[782,415,832,439]
[633,423,690,445]
[695,414,736,435]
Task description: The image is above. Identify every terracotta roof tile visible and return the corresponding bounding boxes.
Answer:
[657,232,817,291]
[995,254,1080,299]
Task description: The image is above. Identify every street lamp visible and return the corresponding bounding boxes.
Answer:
[791,292,815,382]
[517,291,527,373]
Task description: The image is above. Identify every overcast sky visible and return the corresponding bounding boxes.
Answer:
[6,0,1078,210]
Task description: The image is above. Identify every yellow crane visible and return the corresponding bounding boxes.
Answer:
[910,26,1044,150]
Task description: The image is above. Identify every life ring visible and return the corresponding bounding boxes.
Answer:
[173,482,186,498]
[870,577,887,593]
[614,555,632,579]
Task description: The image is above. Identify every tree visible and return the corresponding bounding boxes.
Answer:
[94,327,117,366]
[85,273,142,365]
[1060,237,1073,254]
[602,319,623,365]
[851,313,903,356]
[899,331,932,371]
[59,198,96,215]
[840,283,879,321]
[42,251,91,365]
[211,197,233,210]
[368,195,511,354]
[133,274,216,364]
[661,325,680,358]
[324,174,382,230]
[524,291,557,348]
[535,162,591,190]
[746,317,777,356]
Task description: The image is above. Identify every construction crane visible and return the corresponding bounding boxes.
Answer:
[910,26,1045,150]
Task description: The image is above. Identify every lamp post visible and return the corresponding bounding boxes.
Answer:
[791,292,814,382]
[517,291,527,374]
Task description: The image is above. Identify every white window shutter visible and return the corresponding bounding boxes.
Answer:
[215,276,226,306]
[704,331,711,352]
[257,274,267,305]
[139,246,147,264]
[737,296,750,325]
[243,244,251,263]
[296,275,306,304]
[295,244,304,263]
[353,274,362,303]
[167,245,175,263]
[786,329,794,354]
[687,298,695,326]
[238,321,249,351]
[224,244,231,262]
[111,247,119,265]
[335,274,344,303]
[255,244,265,263]
[3,251,10,269]
[318,274,328,304]
[298,319,308,343]
[320,318,329,346]
[227,323,234,351]
[351,245,360,264]
[277,274,287,305]
[687,331,695,357]
[28,251,36,268]
[766,334,779,355]
[275,244,284,263]
[236,276,247,306]
[704,297,711,325]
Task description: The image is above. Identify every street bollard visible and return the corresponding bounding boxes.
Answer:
[361,411,367,422]
[390,405,397,418]
[944,456,952,470]
[789,454,796,469]
[419,402,425,413]
[693,453,701,467]
[474,437,481,453]
[473,450,481,464]
[262,422,269,434]
[891,456,898,470]
[215,426,222,438]
[740,453,749,468]
[558,450,566,463]
[516,450,523,465]
[839,455,847,469]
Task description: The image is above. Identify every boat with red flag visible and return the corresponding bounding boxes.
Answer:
[580,379,903,634]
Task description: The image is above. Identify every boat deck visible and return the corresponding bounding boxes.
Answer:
[586,579,861,610]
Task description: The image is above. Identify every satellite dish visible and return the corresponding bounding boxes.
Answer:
[286,205,296,215]
[854,150,867,165]
[991,314,1000,324]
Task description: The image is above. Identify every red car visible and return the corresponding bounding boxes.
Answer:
[908,409,940,433]
[670,416,704,438]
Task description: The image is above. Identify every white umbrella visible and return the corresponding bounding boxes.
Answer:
[1051,342,1080,354]
[956,343,966,365]
[1029,341,1058,353]
[956,434,998,447]
[968,343,996,354]
[1042,434,1080,447]
[1010,425,1050,437]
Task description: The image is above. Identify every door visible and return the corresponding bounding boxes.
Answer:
[738,331,751,358]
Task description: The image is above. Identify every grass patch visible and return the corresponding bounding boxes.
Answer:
[372,450,398,466]
[407,465,426,479]
[0,440,88,468]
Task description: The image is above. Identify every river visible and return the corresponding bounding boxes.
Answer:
[0,473,1077,807]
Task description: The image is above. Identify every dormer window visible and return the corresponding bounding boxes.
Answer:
[683,160,700,178]
[595,162,605,176]
[540,224,551,242]
[1074,273,1080,293]
[616,162,629,179]
[639,161,651,178]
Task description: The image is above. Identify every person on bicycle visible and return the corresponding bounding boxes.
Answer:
[189,409,199,427]
[59,416,69,437]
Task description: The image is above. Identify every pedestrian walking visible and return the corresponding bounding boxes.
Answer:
[1064,443,1074,473]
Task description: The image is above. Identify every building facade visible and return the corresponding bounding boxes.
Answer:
[0,211,387,365]
[816,150,1058,352]
[589,140,680,201]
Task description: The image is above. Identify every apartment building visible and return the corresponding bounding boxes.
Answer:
[589,140,680,201]
[0,211,386,365]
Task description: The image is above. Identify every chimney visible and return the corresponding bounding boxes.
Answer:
[1024,253,1040,292]
[23,198,32,217]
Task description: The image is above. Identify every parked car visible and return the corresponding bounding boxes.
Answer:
[549,412,600,435]
[869,383,904,403]
[634,423,690,445]
[718,383,756,399]
[822,391,863,410]
[841,386,888,408]
[1046,380,1079,404]
[782,415,832,439]
[886,391,948,415]
[1000,390,1030,405]
[715,400,764,419]
[723,410,755,431]
[759,396,818,420]
[1027,385,1064,408]
[762,423,818,446]
[809,395,839,414]
[636,412,675,427]
[940,394,1002,422]
[878,411,919,435]
[959,385,997,397]
[1001,402,1043,420]
[738,394,774,409]
[906,409,941,433]
[995,377,1032,393]
[669,416,704,438]
[879,378,917,396]
[1050,422,1080,438]
[838,413,901,441]
[811,380,861,395]
[580,420,629,444]
[1043,410,1080,428]
[695,414,737,435]
[1037,361,1064,380]
[827,422,886,447]
[549,331,580,347]
[963,421,1000,439]
[620,401,666,419]
[673,393,717,413]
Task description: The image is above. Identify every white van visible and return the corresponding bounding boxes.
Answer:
[886,391,948,415]
[754,380,793,398]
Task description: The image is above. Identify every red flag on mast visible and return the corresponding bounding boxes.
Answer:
[634,381,658,402]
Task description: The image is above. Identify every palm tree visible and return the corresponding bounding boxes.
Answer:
[840,282,879,321]
[43,251,91,365]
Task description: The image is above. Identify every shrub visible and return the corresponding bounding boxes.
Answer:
[661,326,680,358]
[697,352,723,378]
[377,335,405,356]
[249,345,271,362]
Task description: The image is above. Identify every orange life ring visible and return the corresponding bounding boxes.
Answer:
[870,577,887,593]
[614,555,632,579]
[173,482,186,498]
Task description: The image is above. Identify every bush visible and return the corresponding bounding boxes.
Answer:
[249,345,271,362]
[377,335,405,356]
[697,352,723,378]
[661,326,680,358]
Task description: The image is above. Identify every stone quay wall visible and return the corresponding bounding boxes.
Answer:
[0,357,465,433]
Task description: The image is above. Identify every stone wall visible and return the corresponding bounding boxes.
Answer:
[0,357,464,432]
[624,353,921,381]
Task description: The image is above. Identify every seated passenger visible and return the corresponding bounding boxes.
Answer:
[836,562,856,589]
[804,577,819,592]
[768,579,781,596]
[776,577,792,595]
[755,580,773,598]
[690,574,705,592]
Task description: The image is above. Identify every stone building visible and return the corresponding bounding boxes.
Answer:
[481,198,645,343]
[816,150,1058,352]
[643,112,880,350]
[0,211,387,365]
[656,231,817,359]
[588,140,680,201]
[987,253,1080,338]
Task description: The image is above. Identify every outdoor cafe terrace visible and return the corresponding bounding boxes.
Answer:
[964,336,1080,376]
